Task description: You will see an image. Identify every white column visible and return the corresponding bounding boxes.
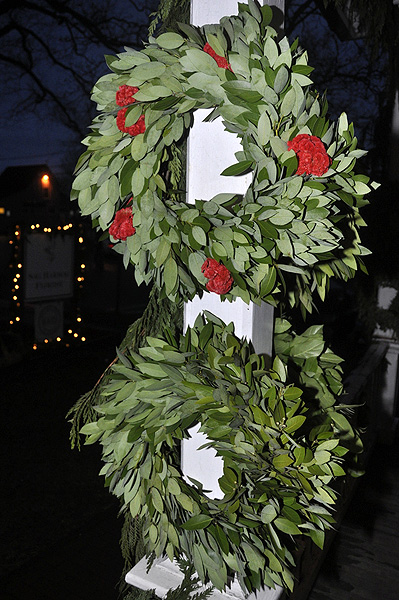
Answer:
[374,286,399,440]
[182,0,276,518]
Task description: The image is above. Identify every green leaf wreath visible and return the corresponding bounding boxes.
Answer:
[71,1,377,314]
[81,313,357,593]
[70,0,375,596]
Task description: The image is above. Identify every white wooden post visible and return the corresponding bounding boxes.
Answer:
[126,2,284,597]
[374,286,399,441]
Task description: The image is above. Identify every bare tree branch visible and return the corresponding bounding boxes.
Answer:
[0,0,158,138]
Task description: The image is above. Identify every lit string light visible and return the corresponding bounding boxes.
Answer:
[7,222,88,349]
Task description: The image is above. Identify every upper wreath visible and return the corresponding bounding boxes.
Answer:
[71,1,377,312]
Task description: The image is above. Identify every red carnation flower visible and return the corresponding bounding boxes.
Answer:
[201,258,233,295]
[116,85,139,107]
[116,109,146,136]
[287,134,331,176]
[109,207,136,241]
[203,43,233,72]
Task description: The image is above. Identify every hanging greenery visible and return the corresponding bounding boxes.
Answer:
[71,1,377,315]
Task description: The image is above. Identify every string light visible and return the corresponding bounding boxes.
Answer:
[9,221,88,349]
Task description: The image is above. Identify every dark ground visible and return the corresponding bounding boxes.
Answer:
[0,329,128,599]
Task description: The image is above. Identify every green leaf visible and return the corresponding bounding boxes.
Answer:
[156,32,184,49]
[264,37,278,67]
[188,252,206,282]
[124,104,143,127]
[309,529,325,549]
[284,415,306,433]
[192,225,207,246]
[270,136,287,158]
[261,504,277,524]
[156,237,171,266]
[179,48,219,75]
[242,542,265,571]
[73,169,92,191]
[290,335,324,359]
[206,33,226,56]
[151,487,164,512]
[164,256,178,295]
[257,111,272,146]
[274,66,289,94]
[330,411,353,434]
[273,454,294,469]
[269,209,294,226]
[274,517,301,535]
[129,62,166,83]
[181,514,212,530]
[221,160,252,177]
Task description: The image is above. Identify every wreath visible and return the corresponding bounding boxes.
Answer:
[71,2,377,314]
[81,313,358,593]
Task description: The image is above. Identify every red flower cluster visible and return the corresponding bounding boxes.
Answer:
[109,207,136,241]
[116,85,139,107]
[203,43,233,72]
[287,134,331,177]
[201,258,233,295]
[116,110,146,136]
[115,84,145,136]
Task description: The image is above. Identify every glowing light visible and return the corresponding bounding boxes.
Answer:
[73,333,78,338]
[0,207,5,214]
[9,240,13,244]
[57,226,62,230]
[80,263,85,269]
[9,320,13,325]
[13,278,17,283]
[78,237,84,243]
[33,344,38,350]
[16,302,20,307]
[16,274,20,279]
[41,174,50,185]
[36,224,40,228]
[17,263,22,268]
[16,317,20,322]
[31,225,35,230]
[15,284,19,290]
[77,317,82,322]
[14,230,19,236]
[44,339,49,344]
[68,329,72,334]
[13,295,17,301]
[56,337,61,342]
[81,337,86,342]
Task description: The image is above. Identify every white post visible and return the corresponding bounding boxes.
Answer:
[374,286,399,440]
[183,0,279,503]
[126,2,284,597]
